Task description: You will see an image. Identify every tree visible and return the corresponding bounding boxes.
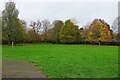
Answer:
[19,20,28,42]
[59,19,80,43]
[115,34,120,42]
[0,16,2,43]
[20,20,27,31]
[111,17,120,42]
[82,22,91,42]
[2,1,26,44]
[29,20,42,42]
[41,19,51,43]
[47,20,64,43]
[86,19,113,42]
[27,29,41,43]
[29,20,42,34]
[112,17,120,33]
[79,27,85,42]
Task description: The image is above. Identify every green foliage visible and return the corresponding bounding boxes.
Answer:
[1,1,118,44]
[59,19,80,43]
[2,2,26,44]
[0,16,2,42]
[47,20,63,43]
[3,44,118,78]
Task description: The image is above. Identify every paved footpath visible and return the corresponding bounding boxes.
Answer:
[2,60,48,80]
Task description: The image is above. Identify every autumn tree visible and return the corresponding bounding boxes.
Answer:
[86,19,113,42]
[59,19,80,43]
[27,29,41,43]
[2,1,26,44]
[83,22,91,42]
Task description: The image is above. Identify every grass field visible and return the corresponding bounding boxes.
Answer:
[2,44,118,78]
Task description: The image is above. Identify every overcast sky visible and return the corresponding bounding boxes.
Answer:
[0,0,119,28]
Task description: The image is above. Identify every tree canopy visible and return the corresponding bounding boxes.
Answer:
[59,19,81,43]
[2,1,119,45]
[86,19,113,42]
[2,2,26,44]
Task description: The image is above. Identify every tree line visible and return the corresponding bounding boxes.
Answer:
[1,1,120,45]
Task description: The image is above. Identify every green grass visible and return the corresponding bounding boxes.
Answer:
[2,44,118,78]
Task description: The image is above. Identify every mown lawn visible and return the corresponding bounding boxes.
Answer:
[2,44,118,78]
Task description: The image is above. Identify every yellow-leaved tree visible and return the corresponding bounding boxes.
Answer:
[86,19,113,42]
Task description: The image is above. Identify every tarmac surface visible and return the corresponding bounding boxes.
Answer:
[2,60,48,80]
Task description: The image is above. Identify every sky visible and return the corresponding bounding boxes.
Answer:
[0,0,119,28]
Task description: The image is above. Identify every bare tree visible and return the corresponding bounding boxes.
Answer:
[29,20,42,42]
[112,17,120,33]
[41,19,50,43]
[112,17,120,42]
[29,20,42,34]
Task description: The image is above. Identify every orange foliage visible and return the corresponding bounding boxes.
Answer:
[86,19,113,42]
